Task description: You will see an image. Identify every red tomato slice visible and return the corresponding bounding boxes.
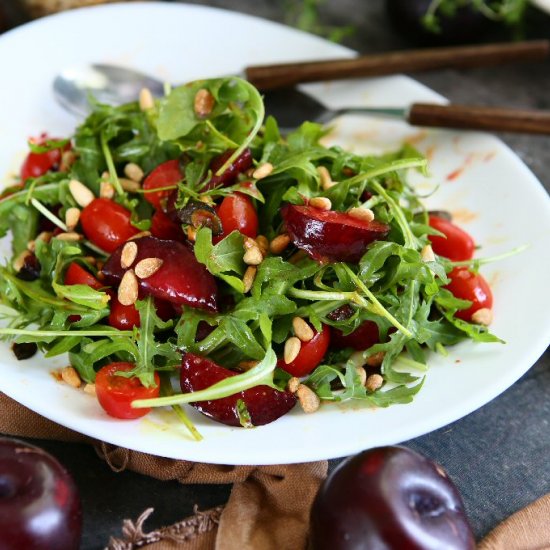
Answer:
[64,262,103,290]
[95,362,160,419]
[278,324,331,377]
[215,192,259,242]
[445,267,493,321]
[428,216,475,261]
[142,159,182,209]
[80,198,139,253]
[20,134,70,181]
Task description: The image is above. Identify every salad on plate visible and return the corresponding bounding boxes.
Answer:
[0,76,502,440]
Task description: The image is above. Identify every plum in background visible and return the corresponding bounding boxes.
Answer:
[0,437,82,550]
[310,446,475,550]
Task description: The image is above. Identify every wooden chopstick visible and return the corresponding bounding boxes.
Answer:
[245,40,550,90]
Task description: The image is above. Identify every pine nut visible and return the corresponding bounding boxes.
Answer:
[194,88,215,118]
[296,384,320,413]
[83,383,96,396]
[287,377,301,394]
[119,177,141,193]
[421,244,436,262]
[309,197,331,211]
[65,207,81,231]
[471,308,493,326]
[252,162,273,180]
[128,231,151,241]
[366,351,385,368]
[60,150,76,172]
[124,163,144,183]
[118,270,139,306]
[284,336,301,364]
[13,250,31,272]
[187,226,197,242]
[292,317,314,342]
[120,241,138,269]
[269,233,291,255]
[243,245,263,266]
[317,165,335,190]
[61,366,81,388]
[56,232,82,241]
[134,257,163,279]
[366,373,384,392]
[100,180,115,199]
[139,88,155,111]
[242,266,257,293]
[69,179,95,207]
[238,360,259,371]
[348,207,375,223]
[355,365,367,386]
[36,231,53,244]
[255,235,269,256]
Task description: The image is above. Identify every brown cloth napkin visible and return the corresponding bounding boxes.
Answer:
[0,392,327,549]
[1,392,549,549]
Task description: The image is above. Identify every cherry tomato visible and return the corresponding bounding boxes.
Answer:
[80,198,139,253]
[428,216,475,261]
[150,208,185,241]
[20,134,70,182]
[331,320,380,351]
[215,192,258,241]
[445,267,493,321]
[95,362,160,419]
[64,262,103,290]
[142,159,182,209]
[278,324,331,377]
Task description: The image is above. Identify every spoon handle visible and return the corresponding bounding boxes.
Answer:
[408,103,550,134]
[245,40,550,90]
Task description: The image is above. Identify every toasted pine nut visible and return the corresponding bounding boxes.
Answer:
[118,270,139,306]
[56,232,82,241]
[128,231,151,241]
[83,383,96,396]
[119,177,141,193]
[139,88,155,111]
[120,241,138,269]
[13,250,31,272]
[243,245,263,266]
[36,231,53,244]
[135,257,163,279]
[421,244,436,262]
[317,165,335,190]
[284,336,301,364]
[243,266,257,293]
[100,180,115,199]
[471,308,493,326]
[348,207,374,223]
[124,163,144,183]
[65,207,81,231]
[296,384,320,413]
[194,88,216,118]
[60,150,76,172]
[69,179,95,208]
[187,226,197,242]
[256,235,269,256]
[287,377,301,394]
[269,233,291,255]
[252,162,273,180]
[292,317,314,342]
[355,365,367,386]
[309,197,331,211]
[366,373,384,392]
[61,366,82,388]
[238,360,259,371]
[366,351,385,368]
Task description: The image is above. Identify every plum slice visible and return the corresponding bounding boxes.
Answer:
[180,353,296,427]
[102,236,218,312]
[281,204,389,263]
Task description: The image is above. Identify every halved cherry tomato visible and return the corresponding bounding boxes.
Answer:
[278,324,331,377]
[428,215,475,261]
[80,198,139,253]
[64,262,103,290]
[95,362,160,419]
[20,134,70,182]
[215,192,258,242]
[445,267,493,321]
[142,159,182,209]
[331,320,380,351]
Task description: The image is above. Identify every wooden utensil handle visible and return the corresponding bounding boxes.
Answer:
[408,103,550,134]
[245,40,550,90]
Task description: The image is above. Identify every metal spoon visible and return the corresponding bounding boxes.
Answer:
[54,64,550,135]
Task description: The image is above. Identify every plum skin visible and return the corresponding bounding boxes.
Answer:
[0,437,82,550]
[309,446,475,550]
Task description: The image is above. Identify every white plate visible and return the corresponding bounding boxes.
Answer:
[531,0,550,14]
[0,2,549,465]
